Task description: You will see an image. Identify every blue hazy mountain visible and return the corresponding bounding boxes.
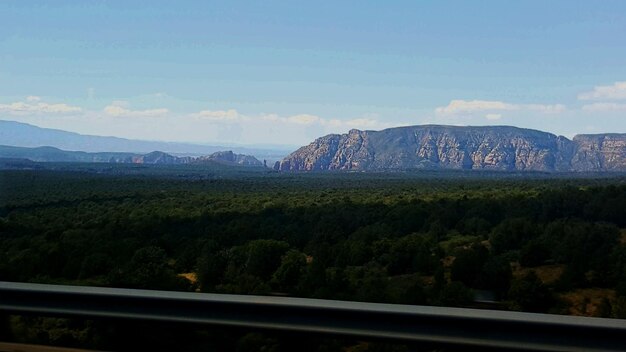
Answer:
[0,120,289,162]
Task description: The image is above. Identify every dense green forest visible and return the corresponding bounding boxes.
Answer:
[2,165,626,350]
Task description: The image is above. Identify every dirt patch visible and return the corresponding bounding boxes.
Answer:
[514,264,565,285]
[178,272,198,284]
[559,288,616,317]
[442,255,455,268]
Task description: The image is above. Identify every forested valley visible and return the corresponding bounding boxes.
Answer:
[2,166,626,350]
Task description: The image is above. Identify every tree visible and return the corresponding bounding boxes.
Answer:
[437,281,473,307]
[519,240,549,267]
[110,246,183,290]
[386,233,437,275]
[197,249,229,292]
[386,274,427,305]
[271,249,306,292]
[344,264,388,303]
[476,255,512,296]
[489,218,538,254]
[450,243,488,287]
[508,271,553,313]
[243,239,290,280]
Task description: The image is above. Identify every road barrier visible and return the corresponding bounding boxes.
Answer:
[1,281,625,351]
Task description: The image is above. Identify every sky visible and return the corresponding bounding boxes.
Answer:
[1,1,626,147]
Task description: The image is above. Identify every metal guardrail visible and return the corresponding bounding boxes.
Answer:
[1,281,626,351]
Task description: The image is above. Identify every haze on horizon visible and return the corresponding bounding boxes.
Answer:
[1,1,626,147]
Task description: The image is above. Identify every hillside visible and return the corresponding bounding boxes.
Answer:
[0,120,290,162]
[0,145,263,167]
[275,125,626,172]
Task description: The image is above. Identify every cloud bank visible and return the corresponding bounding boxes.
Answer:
[578,81,626,101]
[191,109,241,121]
[435,99,566,117]
[103,101,169,117]
[582,103,626,112]
[0,97,82,115]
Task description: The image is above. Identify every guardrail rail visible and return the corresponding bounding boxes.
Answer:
[1,281,626,351]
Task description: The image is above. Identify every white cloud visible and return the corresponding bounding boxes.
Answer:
[342,118,382,129]
[187,109,397,140]
[578,81,626,101]
[258,113,392,130]
[103,102,168,117]
[525,104,566,114]
[260,113,280,122]
[485,113,502,120]
[582,102,626,112]
[0,98,82,115]
[435,100,516,114]
[110,100,129,107]
[191,109,240,121]
[436,99,565,115]
[259,113,321,125]
[287,114,320,125]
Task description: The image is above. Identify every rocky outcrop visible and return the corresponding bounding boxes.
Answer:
[133,150,262,167]
[0,145,263,168]
[132,151,189,164]
[570,134,626,171]
[196,150,263,167]
[275,125,626,172]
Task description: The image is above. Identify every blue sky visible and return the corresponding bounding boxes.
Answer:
[1,1,626,146]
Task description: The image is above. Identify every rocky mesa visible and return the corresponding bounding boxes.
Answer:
[196,150,264,167]
[274,125,626,172]
[0,145,264,167]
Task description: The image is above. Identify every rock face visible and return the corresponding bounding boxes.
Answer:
[570,134,626,171]
[0,145,264,167]
[132,151,189,164]
[129,150,263,166]
[274,125,626,172]
[196,150,263,167]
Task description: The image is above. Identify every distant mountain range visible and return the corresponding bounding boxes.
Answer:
[5,120,626,173]
[275,125,626,172]
[0,145,264,167]
[0,120,289,162]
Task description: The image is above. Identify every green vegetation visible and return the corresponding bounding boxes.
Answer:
[2,165,626,350]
